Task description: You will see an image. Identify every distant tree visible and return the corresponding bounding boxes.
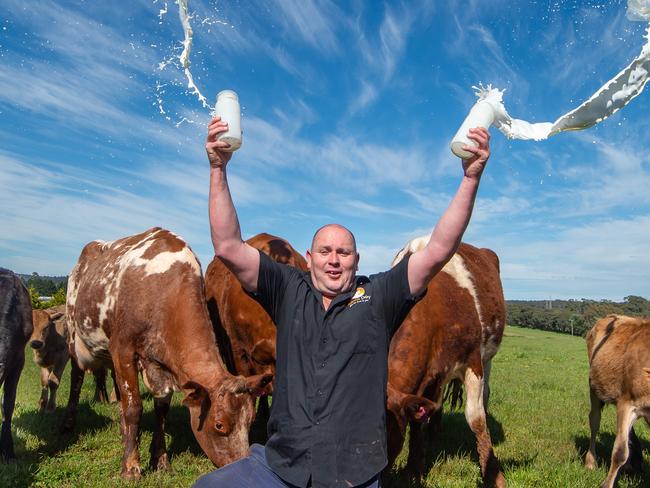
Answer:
[622,295,650,315]
[29,285,44,309]
[47,285,67,307]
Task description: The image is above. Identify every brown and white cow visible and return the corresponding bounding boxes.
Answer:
[0,268,33,460]
[205,233,307,428]
[585,314,650,488]
[62,227,272,479]
[30,305,68,412]
[386,237,506,487]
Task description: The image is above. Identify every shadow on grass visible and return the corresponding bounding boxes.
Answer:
[383,411,516,488]
[3,403,114,488]
[574,429,650,486]
[14,403,113,454]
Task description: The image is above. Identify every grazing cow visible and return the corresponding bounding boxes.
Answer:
[62,227,272,479]
[585,314,650,488]
[30,305,68,412]
[0,268,33,460]
[205,233,307,429]
[386,238,506,487]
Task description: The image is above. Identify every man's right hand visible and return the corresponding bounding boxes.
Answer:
[206,117,233,168]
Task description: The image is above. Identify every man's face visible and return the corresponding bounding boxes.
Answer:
[306,225,359,298]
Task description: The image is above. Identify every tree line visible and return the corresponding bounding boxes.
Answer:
[19,272,67,309]
[506,295,650,336]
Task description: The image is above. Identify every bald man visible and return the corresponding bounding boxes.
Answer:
[195,117,491,488]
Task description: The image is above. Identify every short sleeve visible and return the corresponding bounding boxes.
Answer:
[370,254,426,336]
[246,250,294,325]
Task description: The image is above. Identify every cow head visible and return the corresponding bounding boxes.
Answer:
[386,383,438,466]
[182,373,273,466]
[30,309,64,351]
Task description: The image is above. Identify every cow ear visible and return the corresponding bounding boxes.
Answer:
[50,312,64,321]
[402,394,437,423]
[244,373,273,397]
[181,381,209,408]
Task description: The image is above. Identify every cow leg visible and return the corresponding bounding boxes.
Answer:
[45,364,64,413]
[109,369,120,403]
[93,368,109,403]
[464,367,505,488]
[483,359,493,411]
[149,393,172,472]
[0,362,23,460]
[585,387,604,469]
[61,359,85,433]
[38,367,50,411]
[601,403,638,488]
[622,427,643,473]
[406,419,426,478]
[112,349,143,480]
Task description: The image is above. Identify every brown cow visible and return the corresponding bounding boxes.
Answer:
[62,227,272,479]
[31,305,119,410]
[205,233,307,431]
[386,237,506,487]
[585,314,650,488]
[205,232,307,380]
[30,305,67,412]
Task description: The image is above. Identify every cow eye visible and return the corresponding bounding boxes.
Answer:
[215,421,225,432]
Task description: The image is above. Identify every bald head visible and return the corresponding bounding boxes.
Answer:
[310,224,357,253]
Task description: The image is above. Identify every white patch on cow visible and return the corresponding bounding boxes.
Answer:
[142,249,201,276]
[442,254,484,328]
[391,235,484,327]
[463,368,485,426]
[391,235,430,267]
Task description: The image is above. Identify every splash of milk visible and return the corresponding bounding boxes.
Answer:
[476,1,650,141]
[177,0,212,111]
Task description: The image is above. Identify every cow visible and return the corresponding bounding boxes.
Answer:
[62,227,272,479]
[31,306,120,412]
[386,238,506,487]
[205,233,307,429]
[585,314,650,488]
[205,232,307,378]
[30,305,68,412]
[0,268,33,460]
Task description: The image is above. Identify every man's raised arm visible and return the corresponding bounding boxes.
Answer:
[207,116,260,291]
[407,127,491,296]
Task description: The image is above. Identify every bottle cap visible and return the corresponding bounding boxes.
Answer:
[216,90,239,101]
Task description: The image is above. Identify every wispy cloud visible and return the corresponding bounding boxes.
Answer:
[270,0,342,55]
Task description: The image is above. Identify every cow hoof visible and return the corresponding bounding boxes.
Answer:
[150,453,171,472]
[495,472,507,488]
[121,466,142,480]
[585,454,597,470]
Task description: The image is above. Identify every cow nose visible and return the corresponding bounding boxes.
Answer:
[30,340,44,350]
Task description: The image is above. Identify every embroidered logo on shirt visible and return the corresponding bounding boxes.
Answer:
[349,287,371,307]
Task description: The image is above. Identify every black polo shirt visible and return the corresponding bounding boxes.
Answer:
[251,250,422,488]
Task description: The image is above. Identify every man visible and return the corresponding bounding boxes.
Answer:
[194,117,491,488]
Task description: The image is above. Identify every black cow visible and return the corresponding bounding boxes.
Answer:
[0,268,33,459]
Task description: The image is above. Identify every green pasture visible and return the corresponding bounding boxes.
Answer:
[1,326,648,487]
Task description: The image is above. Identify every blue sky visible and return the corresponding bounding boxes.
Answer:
[1,0,649,300]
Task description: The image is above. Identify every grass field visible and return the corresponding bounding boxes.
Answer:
[1,326,648,487]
